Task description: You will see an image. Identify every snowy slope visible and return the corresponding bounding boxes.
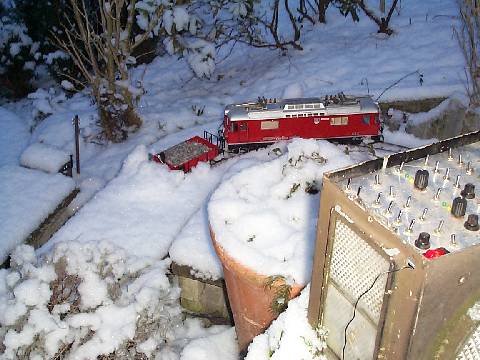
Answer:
[0,107,30,167]
[44,145,225,259]
[0,166,75,262]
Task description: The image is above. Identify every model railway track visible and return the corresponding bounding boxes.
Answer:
[208,140,412,169]
[378,141,410,151]
[347,140,410,158]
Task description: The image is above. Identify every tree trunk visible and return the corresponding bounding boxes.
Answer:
[318,0,330,23]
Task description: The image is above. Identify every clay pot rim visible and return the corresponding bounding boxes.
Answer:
[209,224,303,291]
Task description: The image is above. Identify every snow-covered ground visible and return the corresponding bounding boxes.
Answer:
[0,0,468,357]
[245,286,327,360]
[0,166,75,263]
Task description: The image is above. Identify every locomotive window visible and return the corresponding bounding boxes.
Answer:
[287,105,295,110]
[362,115,370,125]
[313,104,321,109]
[305,104,313,109]
[261,120,279,130]
[330,117,348,126]
[239,123,247,131]
[295,104,303,110]
[230,123,238,132]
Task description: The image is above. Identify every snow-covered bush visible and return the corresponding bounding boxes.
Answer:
[0,242,182,359]
[0,7,39,97]
[28,87,67,120]
[0,0,79,99]
[186,40,216,79]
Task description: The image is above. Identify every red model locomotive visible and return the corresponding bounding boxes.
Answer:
[223,94,381,151]
[150,94,382,171]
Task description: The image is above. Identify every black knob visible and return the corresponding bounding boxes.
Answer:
[465,214,480,231]
[461,183,475,199]
[415,232,431,250]
[451,197,467,218]
[414,169,429,191]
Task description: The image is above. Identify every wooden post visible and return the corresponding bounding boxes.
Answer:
[73,115,80,175]
[68,155,73,177]
[380,0,385,13]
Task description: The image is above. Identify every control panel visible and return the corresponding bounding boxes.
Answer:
[340,143,480,256]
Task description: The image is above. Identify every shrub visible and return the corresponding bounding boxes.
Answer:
[0,241,182,359]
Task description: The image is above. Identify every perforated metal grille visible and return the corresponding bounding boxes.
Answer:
[329,219,391,323]
[457,325,480,360]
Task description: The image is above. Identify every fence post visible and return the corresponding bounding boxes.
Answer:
[73,115,80,175]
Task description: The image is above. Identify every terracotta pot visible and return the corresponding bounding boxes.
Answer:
[210,226,303,352]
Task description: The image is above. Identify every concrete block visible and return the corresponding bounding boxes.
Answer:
[171,262,232,324]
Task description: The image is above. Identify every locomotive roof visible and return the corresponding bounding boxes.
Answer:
[225,95,378,121]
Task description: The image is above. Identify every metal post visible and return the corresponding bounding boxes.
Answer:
[73,115,80,175]
[380,0,385,13]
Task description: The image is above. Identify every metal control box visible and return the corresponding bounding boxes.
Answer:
[308,131,480,360]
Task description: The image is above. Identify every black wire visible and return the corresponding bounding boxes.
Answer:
[341,264,413,360]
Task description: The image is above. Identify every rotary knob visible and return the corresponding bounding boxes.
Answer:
[464,214,480,231]
[415,232,431,250]
[451,197,467,218]
[414,169,429,191]
[461,183,475,199]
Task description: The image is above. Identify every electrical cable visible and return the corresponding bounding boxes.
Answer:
[341,264,414,360]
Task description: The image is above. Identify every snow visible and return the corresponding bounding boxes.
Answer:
[168,149,274,280]
[186,39,216,79]
[0,241,188,359]
[173,6,190,33]
[468,302,480,321]
[169,207,224,280]
[0,0,468,357]
[407,94,469,126]
[246,286,327,360]
[20,142,71,173]
[44,144,224,260]
[43,50,68,65]
[61,80,74,90]
[27,88,67,118]
[383,127,438,148]
[180,327,238,360]
[0,106,30,167]
[283,83,304,99]
[0,166,75,263]
[208,139,355,285]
